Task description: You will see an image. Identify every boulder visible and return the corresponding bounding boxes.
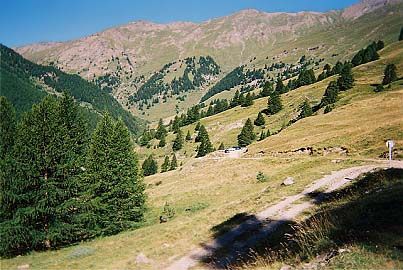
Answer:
[282,177,295,186]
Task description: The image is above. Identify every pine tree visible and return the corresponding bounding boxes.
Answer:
[259,130,266,141]
[275,79,286,94]
[196,126,214,158]
[142,154,158,176]
[195,121,201,131]
[400,27,403,41]
[172,115,181,133]
[161,156,170,173]
[155,118,167,140]
[382,64,398,85]
[260,81,273,97]
[241,92,254,107]
[237,118,256,147]
[169,154,178,170]
[195,124,208,143]
[158,134,166,147]
[84,113,145,236]
[299,100,313,119]
[218,142,225,150]
[254,112,265,126]
[337,63,354,91]
[267,91,283,115]
[186,130,192,141]
[0,94,88,257]
[266,129,271,138]
[320,81,339,107]
[172,129,184,151]
[0,96,16,159]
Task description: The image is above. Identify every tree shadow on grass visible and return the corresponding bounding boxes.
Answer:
[197,168,403,269]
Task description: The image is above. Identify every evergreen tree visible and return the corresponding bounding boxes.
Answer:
[275,79,286,94]
[259,130,266,141]
[172,129,184,151]
[218,142,225,150]
[0,96,16,159]
[186,130,192,141]
[158,134,166,148]
[382,64,398,85]
[172,116,181,133]
[241,92,254,107]
[196,127,214,158]
[267,91,283,115]
[237,118,256,147]
[169,154,178,170]
[400,27,403,41]
[260,81,273,97]
[299,100,313,119]
[230,90,240,107]
[195,121,201,131]
[320,81,339,107]
[254,111,265,126]
[266,129,271,138]
[0,94,88,257]
[84,113,145,236]
[376,40,385,51]
[155,118,167,140]
[161,156,170,173]
[195,124,208,143]
[142,154,158,176]
[337,63,354,91]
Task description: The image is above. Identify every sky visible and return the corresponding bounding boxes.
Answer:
[0,0,359,47]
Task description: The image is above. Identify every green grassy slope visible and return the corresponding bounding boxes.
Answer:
[2,39,402,270]
[0,44,145,134]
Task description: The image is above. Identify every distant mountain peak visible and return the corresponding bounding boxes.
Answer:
[342,0,402,19]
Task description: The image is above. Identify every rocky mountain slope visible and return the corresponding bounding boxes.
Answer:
[15,0,403,122]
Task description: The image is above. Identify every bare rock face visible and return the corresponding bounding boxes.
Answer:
[342,0,402,19]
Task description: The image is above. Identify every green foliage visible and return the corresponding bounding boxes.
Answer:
[0,96,16,159]
[275,79,287,94]
[158,135,166,148]
[256,171,268,182]
[196,125,214,157]
[186,130,192,141]
[0,94,88,257]
[172,129,184,151]
[299,100,313,119]
[320,81,339,107]
[169,154,178,171]
[324,105,333,114]
[161,156,170,173]
[155,118,167,140]
[218,142,225,150]
[241,92,254,107]
[267,91,283,115]
[237,118,256,147]
[254,111,266,126]
[374,84,385,92]
[296,69,316,87]
[351,41,381,67]
[83,113,145,236]
[0,44,143,135]
[337,63,354,91]
[400,27,403,41]
[142,154,158,176]
[162,202,175,219]
[382,64,398,85]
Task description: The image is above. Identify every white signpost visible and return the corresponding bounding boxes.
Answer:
[386,140,394,166]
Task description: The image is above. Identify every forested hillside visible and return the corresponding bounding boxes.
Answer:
[0,44,144,134]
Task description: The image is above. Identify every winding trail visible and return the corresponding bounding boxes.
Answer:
[165,160,403,270]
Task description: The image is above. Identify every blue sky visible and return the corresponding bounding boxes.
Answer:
[1,0,358,47]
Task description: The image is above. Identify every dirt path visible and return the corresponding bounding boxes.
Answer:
[165,160,403,270]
